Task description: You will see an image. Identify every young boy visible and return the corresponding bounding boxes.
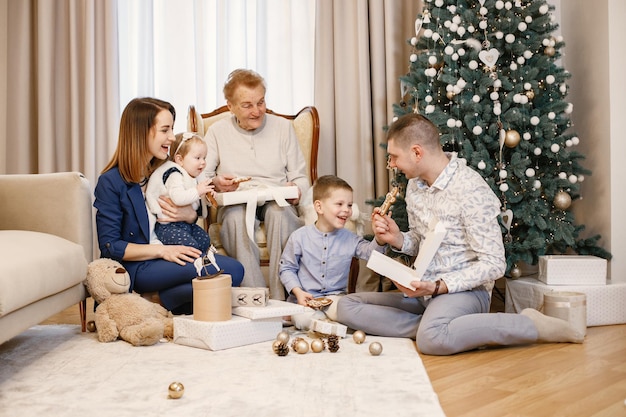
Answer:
[279,175,386,329]
[146,132,215,252]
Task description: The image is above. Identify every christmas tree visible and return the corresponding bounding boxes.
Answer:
[374,0,611,276]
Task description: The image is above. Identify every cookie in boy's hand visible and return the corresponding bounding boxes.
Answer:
[306,297,333,310]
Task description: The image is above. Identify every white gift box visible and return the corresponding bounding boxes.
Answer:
[215,186,299,206]
[505,276,626,326]
[537,255,607,285]
[231,287,269,307]
[173,315,281,351]
[310,319,348,338]
[232,299,306,320]
[215,186,299,240]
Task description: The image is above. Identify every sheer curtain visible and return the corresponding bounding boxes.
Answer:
[118,0,316,133]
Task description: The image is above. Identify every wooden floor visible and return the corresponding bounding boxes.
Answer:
[41,281,626,417]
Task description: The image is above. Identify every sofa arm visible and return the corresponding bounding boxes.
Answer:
[0,172,93,262]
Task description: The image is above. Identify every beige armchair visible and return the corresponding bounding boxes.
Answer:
[188,105,361,292]
[0,172,92,344]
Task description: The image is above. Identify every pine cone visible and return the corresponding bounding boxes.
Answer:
[273,340,289,356]
[327,334,340,353]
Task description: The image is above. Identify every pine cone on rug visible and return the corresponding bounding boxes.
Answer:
[327,334,340,353]
[272,340,289,356]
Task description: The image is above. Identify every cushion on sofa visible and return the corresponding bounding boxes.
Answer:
[0,230,88,317]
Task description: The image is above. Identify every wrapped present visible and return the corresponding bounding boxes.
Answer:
[192,275,232,322]
[543,291,587,336]
[505,276,626,326]
[232,299,306,320]
[215,185,299,240]
[310,319,348,338]
[232,287,269,307]
[537,255,607,285]
[173,315,281,351]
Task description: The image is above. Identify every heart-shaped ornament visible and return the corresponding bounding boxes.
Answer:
[500,209,513,231]
[478,48,500,67]
[415,18,423,36]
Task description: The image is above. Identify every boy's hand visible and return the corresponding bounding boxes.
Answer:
[291,287,313,306]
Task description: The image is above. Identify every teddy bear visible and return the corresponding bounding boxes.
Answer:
[84,258,174,346]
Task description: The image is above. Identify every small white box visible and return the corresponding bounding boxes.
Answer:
[231,287,269,307]
[173,315,281,351]
[310,319,348,338]
[215,186,299,206]
[537,255,606,285]
[232,299,306,320]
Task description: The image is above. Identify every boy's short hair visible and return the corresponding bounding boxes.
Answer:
[313,175,353,201]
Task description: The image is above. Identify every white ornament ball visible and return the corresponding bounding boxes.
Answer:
[572,136,580,145]
[569,175,578,184]
[480,7,488,16]
[565,103,573,114]
[410,53,418,62]
[505,34,515,43]
[510,62,518,71]
[551,144,560,153]
[533,180,542,189]
[578,175,585,182]
[558,172,567,180]
[447,118,456,128]
[518,22,527,31]
[435,0,444,7]
[424,29,433,38]
[411,37,418,46]
[493,106,501,116]
[432,32,440,41]
[428,55,438,65]
[472,126,483,135]
[479,20,487,29]
[425,95,433,103]
[517,56,525,65]
[523,132,531,140]
[499,183,509,192]
[530,116,540,126]
[534,147,542,156]
[546,75,555,84]
[495,31,504,40]
[477,160,486,170]
[495,1,504,10]
[499,170,508,179]
[455,120,462,128]
[472,95,481,103]
[525,16,533,24]
[494,79,502,89]
[539,4,549,14]
[457,26,466,36]
[542,38,550,46]
[457,78,467,88]
[525,168,535,178]
[548,112,555,120]
[444,45,454,55]
[469,60,478,70]
[490,91,500,101]
[425,105,435,114]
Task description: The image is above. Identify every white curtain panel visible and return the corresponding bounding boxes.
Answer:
[118,0,316,134]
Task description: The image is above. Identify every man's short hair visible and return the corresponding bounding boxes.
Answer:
[386,113,440,150]
[313,175,353,201]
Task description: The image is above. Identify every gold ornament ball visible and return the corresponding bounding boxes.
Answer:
[369,342,383,356]
[276,331,290,344]
[554,191,572,210]
[86,320,96,333]
[311,339,325,353]
[352,330,366,344]
[295,339,310,354]
[544,46,555,56]
[525,90,535,100]
[504,129,521,148]
[446,91,455,100]
[510,265,522,278]
[168,382,185,399]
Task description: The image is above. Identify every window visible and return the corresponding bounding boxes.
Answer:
[118,0,315,132]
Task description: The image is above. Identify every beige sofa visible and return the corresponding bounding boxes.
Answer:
[0,172,92,345]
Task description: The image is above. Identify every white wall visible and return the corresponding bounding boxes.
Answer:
[558,0,625,281]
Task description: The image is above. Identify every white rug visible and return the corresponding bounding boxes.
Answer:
[0,325,445,417]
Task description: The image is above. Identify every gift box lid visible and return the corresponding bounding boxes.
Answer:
[232,299,307,319]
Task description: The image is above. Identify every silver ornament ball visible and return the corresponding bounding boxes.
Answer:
[369,342,383,356]
[276,330,290,343]
[352,330,366,344]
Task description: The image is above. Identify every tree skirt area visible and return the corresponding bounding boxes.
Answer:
[0,325,445,417]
